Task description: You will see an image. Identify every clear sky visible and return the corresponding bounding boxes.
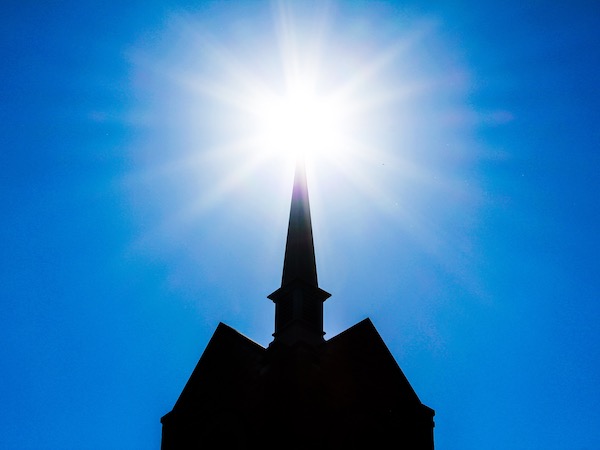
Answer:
[1,1,599,449]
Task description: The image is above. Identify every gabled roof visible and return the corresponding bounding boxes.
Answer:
[164,322,265,419]
[322,318,425,410]
[161,318,434,448]
[164,318,430,419]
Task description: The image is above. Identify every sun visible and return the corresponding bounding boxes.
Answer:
[130,2,445,224]
[162,5,372,170]
[249,78,351,162]
[127,3,481,306]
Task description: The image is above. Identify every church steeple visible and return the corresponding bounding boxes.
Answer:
[281,157,318,287]
[268,157,331,347]
[161,156,436,450]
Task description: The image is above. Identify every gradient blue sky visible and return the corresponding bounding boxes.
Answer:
[2,1,599,449]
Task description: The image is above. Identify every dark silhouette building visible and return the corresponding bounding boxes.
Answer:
[161,159,435,449]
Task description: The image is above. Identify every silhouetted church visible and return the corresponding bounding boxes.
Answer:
[161,159,435,449]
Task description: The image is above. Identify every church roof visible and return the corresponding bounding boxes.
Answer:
[166,322,264,416]
[322,317,424,408]
[163,317,431,420]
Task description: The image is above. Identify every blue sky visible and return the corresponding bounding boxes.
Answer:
[1,1,599,449]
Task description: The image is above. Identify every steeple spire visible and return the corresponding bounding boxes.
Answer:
[281,157,318,287]
[268,156,331,347]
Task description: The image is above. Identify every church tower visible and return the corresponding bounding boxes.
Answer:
[268,157,331,347]
[160,158,435,449]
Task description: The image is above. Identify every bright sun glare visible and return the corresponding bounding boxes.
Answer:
[251,80,350,160]
[129,1,482,302]
[137,2,461,226]
[169,4,388,170]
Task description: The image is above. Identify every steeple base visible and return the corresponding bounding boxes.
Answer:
[268,278,331,347]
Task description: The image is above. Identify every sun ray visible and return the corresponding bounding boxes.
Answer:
[126,3,478,278]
